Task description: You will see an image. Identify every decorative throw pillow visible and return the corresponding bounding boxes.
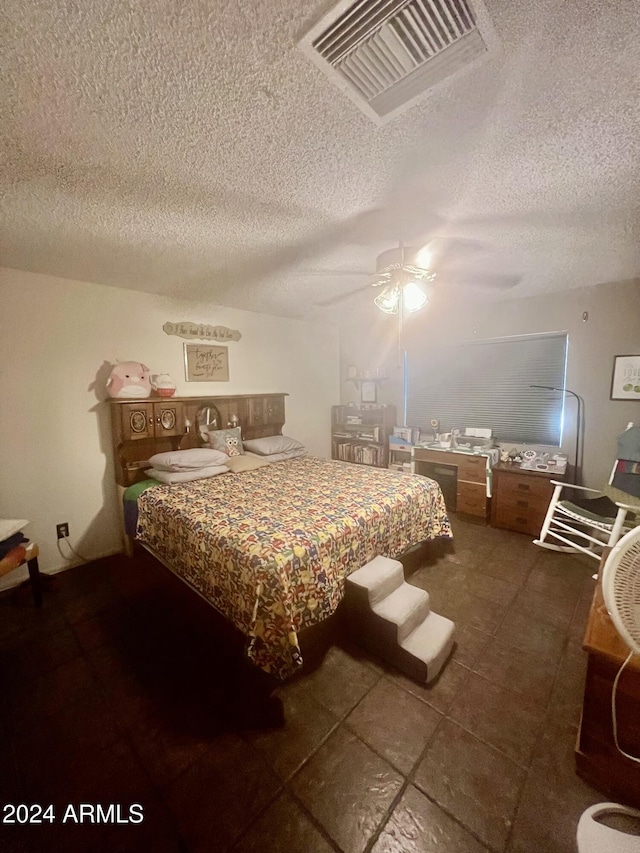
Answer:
[242,435,305,456]
[206,427,244,457]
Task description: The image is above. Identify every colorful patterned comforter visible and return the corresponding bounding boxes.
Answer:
[136,456,451,679]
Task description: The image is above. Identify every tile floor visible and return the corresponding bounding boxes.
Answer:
[0,517,605,852]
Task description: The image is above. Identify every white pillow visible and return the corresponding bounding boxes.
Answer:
[148,448,229,471]
[262,449,308,463]
[242,435,305,456]
[145,465,229,484]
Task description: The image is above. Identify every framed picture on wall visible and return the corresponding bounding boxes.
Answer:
[360,380,377,403]
[184,343,229,382]
[610,354,640,400]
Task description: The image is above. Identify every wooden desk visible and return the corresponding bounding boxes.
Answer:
[0,542,42,606]
[412,447,491,521]
[576,555,640,805]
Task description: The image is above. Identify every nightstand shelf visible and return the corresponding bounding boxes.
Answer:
[388,443,413,473]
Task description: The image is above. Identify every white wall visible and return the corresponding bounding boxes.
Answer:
[0,268,339,585]
[340,279,640,488]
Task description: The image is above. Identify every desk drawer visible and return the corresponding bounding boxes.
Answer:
[494,505,546,535]
[457,456,486,484]
[497,473,554,502]
[456,483,488,516]
[414,450,460,467]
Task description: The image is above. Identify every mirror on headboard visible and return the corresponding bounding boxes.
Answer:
[197,405,222,443]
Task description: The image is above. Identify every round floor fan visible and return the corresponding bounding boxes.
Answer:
[601,525,640,763]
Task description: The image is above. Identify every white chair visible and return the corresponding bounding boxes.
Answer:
[536,424,640,562]
[534,481,638,562]
[577,802,640,852]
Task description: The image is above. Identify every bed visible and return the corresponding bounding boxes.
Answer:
[109,393,451,679]
[133,455,450,679]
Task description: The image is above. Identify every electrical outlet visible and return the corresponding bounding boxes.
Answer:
[56,523,69,539]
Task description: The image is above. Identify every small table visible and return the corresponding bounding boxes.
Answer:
[0,541,42,606]
[576,550,640,804]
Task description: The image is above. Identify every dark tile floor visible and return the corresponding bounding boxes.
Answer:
[0,517,604,852]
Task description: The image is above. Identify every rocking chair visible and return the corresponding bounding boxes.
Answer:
[534,425,640,562]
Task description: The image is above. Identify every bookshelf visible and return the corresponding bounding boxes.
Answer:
[331,404,396,469]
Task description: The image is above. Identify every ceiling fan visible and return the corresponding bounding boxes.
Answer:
[314,238,520,312]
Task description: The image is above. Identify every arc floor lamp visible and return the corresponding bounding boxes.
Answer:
[530,384,584,486]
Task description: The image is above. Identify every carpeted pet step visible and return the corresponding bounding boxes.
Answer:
[346,555,405,604]
[399,611,456,682]
[371,582,430,644]
[343,555,455,684]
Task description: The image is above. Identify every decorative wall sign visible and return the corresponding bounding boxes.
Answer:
[184,344,230,382]
[164,322,241,342]
[611,355,640,400]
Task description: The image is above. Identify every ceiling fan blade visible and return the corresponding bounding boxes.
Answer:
[424,237,489,265]
[301,269,373,277]
[315,282,376,308]
[439,272,522,290]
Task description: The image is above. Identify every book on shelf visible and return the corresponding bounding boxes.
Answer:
[335,425,381,442]
[334,441,383,466]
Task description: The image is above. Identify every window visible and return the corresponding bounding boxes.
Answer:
[405,332,568,445]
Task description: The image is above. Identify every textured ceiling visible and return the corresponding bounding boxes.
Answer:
[2,0,640,319]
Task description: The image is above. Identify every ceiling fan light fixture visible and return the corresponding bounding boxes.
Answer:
[403,281,428,312]
[374,283,401,314]
[373,281,428,314]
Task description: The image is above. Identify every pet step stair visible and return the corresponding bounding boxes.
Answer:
[344,555,455,684]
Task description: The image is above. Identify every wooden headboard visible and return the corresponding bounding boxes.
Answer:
[109,393,288,486]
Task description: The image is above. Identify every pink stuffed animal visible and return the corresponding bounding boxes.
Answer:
[106,361,152,399]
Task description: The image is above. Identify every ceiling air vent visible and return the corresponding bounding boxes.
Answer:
[299,0,496,123]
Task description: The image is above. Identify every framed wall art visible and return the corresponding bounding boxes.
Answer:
[360,380,377,404]
[610,355,640,400]
[184,344,229,382]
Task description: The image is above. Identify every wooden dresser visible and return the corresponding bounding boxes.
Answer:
[491,463,560,535]
[576,560,640,805]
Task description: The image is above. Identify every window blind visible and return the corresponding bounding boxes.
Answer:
[405,332,568,445]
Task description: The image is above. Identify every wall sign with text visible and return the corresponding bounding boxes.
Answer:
[184,344,230,382]
[164,322,241,342]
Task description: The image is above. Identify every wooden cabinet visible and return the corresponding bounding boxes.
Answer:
[247,395,285,428]
[412,448,491,520]
[491,463,559,535]
[576,559,640,805]
[331,405,396,468]
[116,401,185,441]
[109,394,288,486]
